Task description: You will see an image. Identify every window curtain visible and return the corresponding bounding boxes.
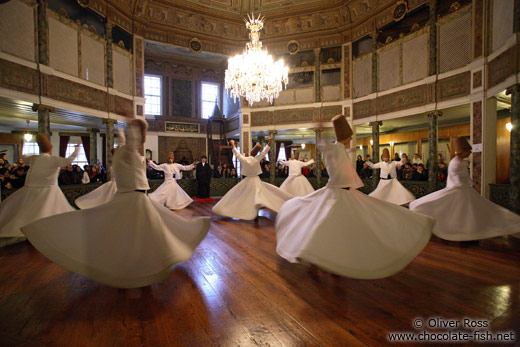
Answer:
[275,141,281,162]
[102,136,106,168]
[284,141,293,160]
[59,136,69,158]
[81,136,90,164]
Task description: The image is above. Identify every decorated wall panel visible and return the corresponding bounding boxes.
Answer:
[171,79,192,117]
[439,10,471,73]
[402,33,427,85]
[0,58,39,95]
[322,85,341,101]
[80,33,105,86]
[353,99,375,120]
[492,0,514,52]
[251,111,270,126]
[378,44,400,91]
[275,89,296,105]
[321,105,342,121]
[437,72,470,101]
[294,88,314,104]
[343,45,351,99]
[352,54,372,98]
[46,75,108,111]
[273,108,314,124]
[376,84,428,114]
[0,0,35,62]
[488,46,517,88]
[158,136,206,164]
[113,49,132,95]
[49,17,78,76]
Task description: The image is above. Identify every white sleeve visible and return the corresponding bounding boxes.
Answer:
[179,164,195,171]
[147,161,163,171]
[232,147,246,161]
[304,159,315,166]
[55,146,80,167]
[257,145,270,161]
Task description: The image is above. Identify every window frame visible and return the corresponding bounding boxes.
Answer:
[144,74,162,116]
[201,81,220,119]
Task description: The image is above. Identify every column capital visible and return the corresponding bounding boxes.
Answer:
[267,129,277,135]
[32,104,55,113]
[88,128,100,133]
[506,83,520,95]
[426,110,443,117]
[369,121,382,127]
[313,127,324,133]
[102,119,118,125]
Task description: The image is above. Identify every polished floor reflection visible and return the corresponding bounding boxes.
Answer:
[0,200,519,346]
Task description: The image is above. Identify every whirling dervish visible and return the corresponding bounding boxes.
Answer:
[275,115,434,279]
[0,134,79,240]
[365,148,415,205]
[21,119,210,288]
[410,137,520,241]
[279,154,315,197]
[147,152,196,210]
[212,135,293,220]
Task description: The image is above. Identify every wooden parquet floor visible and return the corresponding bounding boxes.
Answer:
[0,200,519,346]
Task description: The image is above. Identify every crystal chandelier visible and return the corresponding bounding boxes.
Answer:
[225,14,288,105]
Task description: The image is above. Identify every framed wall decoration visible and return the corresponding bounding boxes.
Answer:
[189,38,202,53]
[165,121,200,133]
[287,40,300,55]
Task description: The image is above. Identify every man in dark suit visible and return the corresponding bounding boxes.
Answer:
[196,155,212,199]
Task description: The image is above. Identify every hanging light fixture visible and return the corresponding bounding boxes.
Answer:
[225,14,288,105]
[24,120,32,141]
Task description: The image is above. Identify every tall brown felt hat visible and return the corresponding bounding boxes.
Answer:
[36,133,52,153]
[250,143,262,157]
[332,115,353,143]
[168,151,174,160]
[454,137,471,154]
[382,148,390,158]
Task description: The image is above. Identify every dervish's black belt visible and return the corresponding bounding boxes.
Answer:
[134,189,147,193]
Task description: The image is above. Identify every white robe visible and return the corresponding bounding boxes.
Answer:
[148,161,195,210]
[75,176,117,209]
[212,145,293,220]
[275,142,433,279]
[0,148,79,238]
[279,159,315,197]
[21,126,210,288]
[410,156,520,241]
[366,160,415,205]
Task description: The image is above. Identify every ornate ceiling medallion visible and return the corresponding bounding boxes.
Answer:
[189,38,202,53]
[393,0,408,22]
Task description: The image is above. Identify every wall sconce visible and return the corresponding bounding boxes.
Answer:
[506,122,512,132]
[370,139,373,145]
[389,141,394,146]
[359,145,363,150]
[301,143,306,149]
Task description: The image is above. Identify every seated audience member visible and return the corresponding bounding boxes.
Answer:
[229,168,238,178]
[0,168,11,190]
[59,165,82,185]
[262,163,270,178]
[10,167,26,189]
[356,155,364,174]
[438,161,447,182]
[0,153,8,165]
[401,153,409,164]
[413,164,428,181]
[365,154,372,163]
[412,153,423,165]
[214,166,223,178]
[358,162,372,179]
[403,163,415,180]
[225,167,232,178]
[393,153,401,161]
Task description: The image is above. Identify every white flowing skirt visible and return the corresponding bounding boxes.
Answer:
[0,185,75,237]
[213,176,293,220]
[149,179,193,210]
[21,191,210,288]
[280,175,314,197]
[369,178,416,205]
[75,181,117,209]
[276,187,433,279]
[409,185,520,241]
